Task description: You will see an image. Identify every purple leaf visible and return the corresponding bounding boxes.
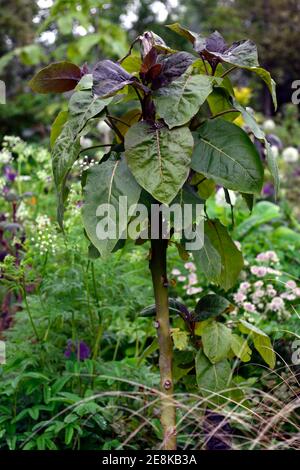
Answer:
[29,61,83,93]
[194,32,258,68]
[205,31,227,53]
[152,52,195,89]
[93,60,135,97]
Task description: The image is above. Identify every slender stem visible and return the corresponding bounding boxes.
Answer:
[210,108,237,120]
[79,144,113,155]
[150,238,176,450]
[221,66,237,78]
[106,115,130,127]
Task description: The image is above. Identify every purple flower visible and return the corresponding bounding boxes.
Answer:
[4,166,17,182]
[262,182,275,197]
[64,339,91,361]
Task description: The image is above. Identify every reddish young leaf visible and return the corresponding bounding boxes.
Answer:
[29,61,82,93]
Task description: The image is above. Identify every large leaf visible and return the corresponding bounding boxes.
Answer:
[191,118,264,194]
[124,121,193,205]
[82,158,141,257]
[93,60,136,97]
[194,294,230,321]
[204,219,244,291]
[231,334,252,362]
[152,52,195,89]
[208,87,239,122]
[29,61,82,93]
[243,66,277,110]
[233,201,281,239]
[265,141,280,196]
[154,70,217,128]
[193,234,222,283]
[50,110,68,148]
[194,32,259,68]
[232,100,279,194]
[52,90,112,227]
[201,321,232,363]
[196,350,231,398]
[239,320,275,369]
[166,23,198,44]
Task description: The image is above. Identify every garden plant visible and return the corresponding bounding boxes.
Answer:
[28,25,279,450]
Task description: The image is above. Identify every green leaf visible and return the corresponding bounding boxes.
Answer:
[231,334,252,362]
[265,141,280,196]
[190,173,215,199]
[208,87,239,122]
[232,100,279,195]
[29,61,82,93]
[204,219,244,291]
[154,70,217,128]
[196,350,231,397]
[239,320,275,369]
[233,201,281,239]
[50,110,68,148]
[241,193,254,212]
[243,66,277,110]
[171,328,190,351]
[52,90,112,227]
[166,23,198,44]
[82,158,141,258]
[125,121,193,205]
[195,294,230,321]
[193,234,222,284]
[232,99,265,140]
[191,118,264,194]
[201,321,232,363]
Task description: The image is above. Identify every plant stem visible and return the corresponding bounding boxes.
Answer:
[150,238,176,450]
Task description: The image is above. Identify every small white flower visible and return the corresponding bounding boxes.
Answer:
[286,280,297,290]
[171,269,181,276]
[263,119,276,132]
[251,266,267,277]
[270,145,279,159]
[269,296,284,312]
[254,280,264,288]
[177,276,186,282]
[240,282,250,292]
[186,287,203,295]
[234,292,246,304]
[215,188,237,207]
[97,120,111,134]
[243,302,256,313]
[184,262,196,271]
[282,146,299,163]
[80,136,93,149]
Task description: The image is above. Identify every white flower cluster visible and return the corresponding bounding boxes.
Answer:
[0,148,12,165]
[232,250,299,322]
[30,215,57,255]
[73,156,97,174]
[171,260,203,296]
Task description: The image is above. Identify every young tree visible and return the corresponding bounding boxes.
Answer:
[30,26,278,450]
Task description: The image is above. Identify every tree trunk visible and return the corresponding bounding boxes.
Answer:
[150,238,176,450]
